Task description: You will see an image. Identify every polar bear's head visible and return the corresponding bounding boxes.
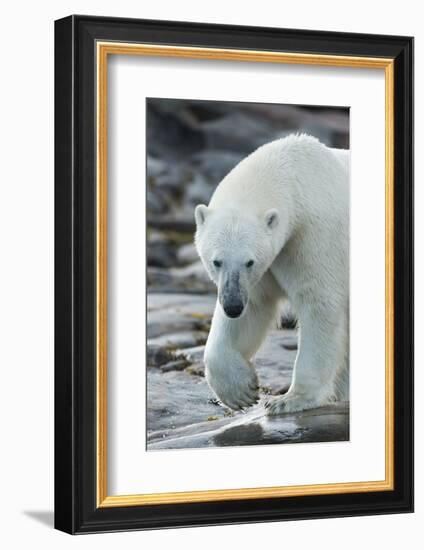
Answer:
[194,205,279,319]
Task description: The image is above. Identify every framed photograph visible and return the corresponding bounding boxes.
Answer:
[54,15,413,534]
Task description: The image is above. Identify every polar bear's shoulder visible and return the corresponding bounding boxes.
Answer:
[255,133,345,162]
[209,134,348,212]
[247,134,349,182]
[228,134,342,175]
[255,133,325,154]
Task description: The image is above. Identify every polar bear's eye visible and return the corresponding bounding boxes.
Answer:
[213,260,222,268]
[246,260,254,268]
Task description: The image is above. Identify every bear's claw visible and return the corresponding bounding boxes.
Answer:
[205,357,259,411]
[264,393,321,415]
[219,389,259,412]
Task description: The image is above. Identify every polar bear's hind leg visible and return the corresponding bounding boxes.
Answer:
[265,304,348,415]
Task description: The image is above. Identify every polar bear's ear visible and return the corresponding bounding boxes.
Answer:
[194,204,210,227]
[265,209,279,230]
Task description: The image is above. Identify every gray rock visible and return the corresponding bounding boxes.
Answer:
[148,331,207,350]
[172,260,212,285]
[146,99,205,160]
[280,335,298,350]
[175,345,205,363]
[254,330,297,393]
[146,293,215,338]
[184,362,205,377]
[184,172,214,206]
[147,267,175,288]
[146,312,204,339]
[177,242,199,266]
[202,111,276,154]
[148,292,216,312]
[147,241,176,268]
[147,188,167,214]
[146,156,168,179]
[146,368,219,434]
[147,344,174,367]
[160,359,189,373]
[147,215,195,234]
[190,150,243,184]
[154,164,190,195]
[147,262,215,294]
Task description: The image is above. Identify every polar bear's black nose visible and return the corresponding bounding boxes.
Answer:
[224,303,244,318]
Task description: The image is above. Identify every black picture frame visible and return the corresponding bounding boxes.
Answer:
[55,14,414,534]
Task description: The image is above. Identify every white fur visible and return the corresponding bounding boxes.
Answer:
[195,134,349,414]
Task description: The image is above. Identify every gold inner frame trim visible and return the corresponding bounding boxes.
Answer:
[96,42,395,508]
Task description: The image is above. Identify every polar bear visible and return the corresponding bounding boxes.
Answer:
[194,134,349,415]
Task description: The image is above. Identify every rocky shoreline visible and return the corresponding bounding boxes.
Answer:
[146,291,349,450]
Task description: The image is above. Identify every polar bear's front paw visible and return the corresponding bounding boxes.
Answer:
[206,361,259,411]
[264,392,319,415]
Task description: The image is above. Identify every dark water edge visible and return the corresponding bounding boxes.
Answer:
[148,403,349,451]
